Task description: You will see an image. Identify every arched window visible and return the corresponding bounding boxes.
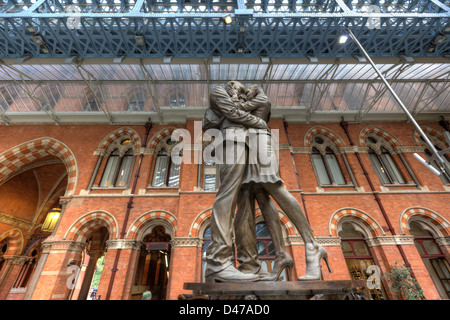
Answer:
[169,93,186,107]
[12,248,40,289]
[151,138,181,188]
[203,149,217,191]
[409,221,450,299]
[366,135,410,185]
[127,93,146,111]
[418,134,450,184]
[338,221,387,300]
[201,226,212,282]
[99,139,135,188]
[84,98,100,111]
[310,135,347,186]
[254,222,289,280]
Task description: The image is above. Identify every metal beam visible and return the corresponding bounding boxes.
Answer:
[347,27,447,165]
[0,2,448,60]
[356,62,415,121]
[305,60,342,123]
[139,60,163,123]
[73,61,114,124]
[0,63,60,124]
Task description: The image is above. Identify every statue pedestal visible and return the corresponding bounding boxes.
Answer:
[180,280,370,300]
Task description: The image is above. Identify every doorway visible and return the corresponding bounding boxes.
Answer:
[133,225,171,300]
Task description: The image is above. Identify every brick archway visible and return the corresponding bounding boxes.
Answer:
[189,208,297,238]
[0,229,24,255]
[64,211,119,243]
[400,207,450,236]
[0,137,78,196]
[413,126,448,148]
[126,210,178,240]
[359,126,401,148]
[304,126,346,148]
[147,127,178,151]
[98,127,142,151]
[329,208,385,238]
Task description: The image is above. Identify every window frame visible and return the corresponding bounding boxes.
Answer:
[127,92,146,112]
[202,149,217,191]
[339,225,388,300]
[309,134,350,187]
[150,138,182,188]
[94,138,136,190]
[410,221,450,299]
[365,135,413,186]
[99,147,135,188]
[311,146,347,186]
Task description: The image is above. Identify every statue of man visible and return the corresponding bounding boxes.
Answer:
[204,81,268,282]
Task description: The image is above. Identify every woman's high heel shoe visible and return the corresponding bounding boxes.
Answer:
[298,244,332,281]
[260,253,294,281]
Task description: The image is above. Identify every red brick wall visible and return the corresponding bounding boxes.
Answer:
[0,119,449,300]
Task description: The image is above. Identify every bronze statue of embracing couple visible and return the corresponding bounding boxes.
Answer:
[202,81,332,282]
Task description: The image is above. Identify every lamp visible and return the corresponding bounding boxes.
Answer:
[353,54,366,63]
[16,55,31,63]
[26,25,38,35]
[443,25,450,35]
[135,35,146,46]
[400,55,414,63]
[65,55,78,63]
[260,53,270,63]
[212,54,221,63]
[223,14,232,25]
[307,54,318,63]
[338,32,349,44]
[163,54,172,63]
[41,207,61,232]
[432,33,447,45]
[113,55,125,63]
[31,35,44,46]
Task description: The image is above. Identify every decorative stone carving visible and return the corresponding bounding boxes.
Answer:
[394,146,427,153]
[317,237,342,247]
[41,239,86,253]
[170,237,203,248]
[0,213,32,230]
[285,236,341,247]
[436,236,450,247]
[3,255,32,265]
[285,236,304,246]
[285,236,342,247]
[106,239,143,251]
[365,235,415,247]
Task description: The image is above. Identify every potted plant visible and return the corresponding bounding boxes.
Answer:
[383,262,425,300]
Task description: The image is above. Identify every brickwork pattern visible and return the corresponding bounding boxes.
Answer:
[64,211,119,242]
[0,229,24,255]
[0,137,77,196]
[400,207,450,236]
[329,208,385,237]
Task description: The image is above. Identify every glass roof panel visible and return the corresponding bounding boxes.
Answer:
[0,63,448,82]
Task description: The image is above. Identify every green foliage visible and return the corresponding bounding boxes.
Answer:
[383,262,425,300]
[90,256,105,289]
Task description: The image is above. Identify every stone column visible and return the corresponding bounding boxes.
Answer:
[30,239,86,300]
[166,237,203,300]
[24,197,72,300]
[96,239,142,300]
[76,250,103,300]
[367,235,441,300]
[0,255,31,300]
